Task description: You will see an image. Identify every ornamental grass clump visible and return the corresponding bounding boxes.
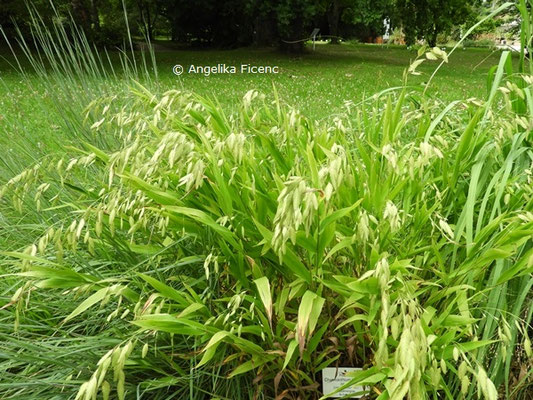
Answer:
[2,52,532,398]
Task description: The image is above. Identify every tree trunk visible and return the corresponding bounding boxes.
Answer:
[279,12,305,53]
[71,0,91,33]
[427,25,438,47]
[137,0,154,40]
[146,5,155,40]
[89,0,99,30]
[254,14,277,46]
[327,0,340,44]
[170,15,180,41]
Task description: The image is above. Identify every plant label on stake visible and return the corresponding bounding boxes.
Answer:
[322,367,364,399]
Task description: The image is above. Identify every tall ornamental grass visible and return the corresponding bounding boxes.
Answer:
[0,2,532,399]
[0,1,157,177]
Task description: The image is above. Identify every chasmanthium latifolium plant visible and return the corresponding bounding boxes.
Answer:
[2,42,533,399]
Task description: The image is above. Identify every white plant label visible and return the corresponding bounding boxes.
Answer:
[322,367,364,398]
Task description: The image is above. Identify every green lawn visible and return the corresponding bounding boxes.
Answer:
[0,43,510,172]
[148,43,507,118]
[0,43,510,119]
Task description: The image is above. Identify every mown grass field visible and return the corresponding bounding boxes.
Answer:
[0,42,512,128]
[0,43,513,178]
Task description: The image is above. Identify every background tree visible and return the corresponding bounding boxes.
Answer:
[341,0,391,41]
[160,0,254,46]
[276,0,324,52]
[1,0,488,51]
[0,0,68,41]
[326,0,342,43]
[467,0,522,39]
[395,0,473,46]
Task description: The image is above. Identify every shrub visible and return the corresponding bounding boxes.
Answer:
[387,27,405,45]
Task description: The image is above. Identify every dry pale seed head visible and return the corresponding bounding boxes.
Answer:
[429,360,441,386]
[243,90,259,108]
[225,132,247,163]
[272,177,318,256]
[357,210,370,243]
[524,335,532,358]
[142,343,149,359]
[439,218,455,240]
[453,346,460,362]
[381,144,398,169]
[116,370,125,400]
[383,200,401,232]
[461,375,470,395]
[101,381,111,400]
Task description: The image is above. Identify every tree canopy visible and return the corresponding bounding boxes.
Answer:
[394,0,472,46]
[0,0,480,50]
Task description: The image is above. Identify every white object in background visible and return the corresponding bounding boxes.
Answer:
[383,18,391,40]
[311,28,320,50]
[322,367,364,398]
